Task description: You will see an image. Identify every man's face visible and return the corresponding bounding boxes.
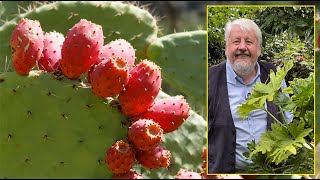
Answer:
[225,25,261,76]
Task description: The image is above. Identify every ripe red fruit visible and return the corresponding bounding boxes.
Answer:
[174,169,202,179]
[10,18,44,75]
[88,57,129,98]
[37,31,64,72]
[132,95,190,133]
[60,19,104,79]
[135,144,170,169]
[111,170,144,179]
[101,39,136,69]
[106,140,136,175]
[119,60,161,117]
[128,119,163,151]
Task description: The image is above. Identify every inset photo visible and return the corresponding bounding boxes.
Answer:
[207,5,315,175]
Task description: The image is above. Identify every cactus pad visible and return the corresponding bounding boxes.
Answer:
[146,30,206,106]
[0,70,128,178]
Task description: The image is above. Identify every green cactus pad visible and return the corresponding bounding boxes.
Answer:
[146,30,206,107]
[133,91,206,179]
[0,1,158,73]
[0,2,36,25]
[0,71,128,178]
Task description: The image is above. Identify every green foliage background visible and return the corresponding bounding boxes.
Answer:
[207,6,314,83]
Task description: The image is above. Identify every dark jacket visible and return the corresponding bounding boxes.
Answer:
[208,60,284,174]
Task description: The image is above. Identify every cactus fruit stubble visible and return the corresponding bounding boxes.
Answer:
[88,57,129,98]
[37,31,64,72]
[119,60,161,117]
[60,19,104,79]
[10,18,44,75]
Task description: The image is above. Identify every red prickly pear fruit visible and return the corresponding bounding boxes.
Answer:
[128,119,163,151]
[37,31,64,72]
[174,169,202,179]
[132,95,190,133]
[105,140,136,175]
[101,39,136,69]
[202,147,207,161]
[10,18,44,75]
[202,147,207,171]
[60,19,104,79]
[88,57,129,98]
[111,170,144,179]
[119,59,161,117]
[135,144,170,169]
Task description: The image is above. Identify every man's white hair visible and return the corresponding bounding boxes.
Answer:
[224,18,262,47]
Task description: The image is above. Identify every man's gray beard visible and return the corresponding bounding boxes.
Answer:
[231,61,257,77]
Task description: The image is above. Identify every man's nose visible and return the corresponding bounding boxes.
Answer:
[238,41,247,51]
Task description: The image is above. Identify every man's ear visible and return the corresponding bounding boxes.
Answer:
[259,46,264,57]
[224,42,228,57]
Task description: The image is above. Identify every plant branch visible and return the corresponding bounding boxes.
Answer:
[277,104,288,127]
[265,109,284,126]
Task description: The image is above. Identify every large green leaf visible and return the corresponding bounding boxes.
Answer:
[237,60,294,118]
[250,121,312,165]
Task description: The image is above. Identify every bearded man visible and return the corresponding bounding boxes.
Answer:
[207,18,293,173]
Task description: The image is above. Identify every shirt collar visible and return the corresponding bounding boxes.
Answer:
[226,59,261,85]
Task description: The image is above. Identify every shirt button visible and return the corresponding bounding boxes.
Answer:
[230,152,235,156]
[232,130,236,135]
[232,141,236,145]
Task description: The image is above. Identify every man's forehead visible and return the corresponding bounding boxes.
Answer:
[229,26,257,39]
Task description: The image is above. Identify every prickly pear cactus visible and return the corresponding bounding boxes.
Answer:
[0,71,128,178]
[0,1,207,179]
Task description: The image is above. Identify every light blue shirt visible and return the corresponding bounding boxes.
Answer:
[226,59,293,171]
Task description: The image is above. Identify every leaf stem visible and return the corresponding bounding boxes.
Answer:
[265,109,284,126]
[278,104,288,127]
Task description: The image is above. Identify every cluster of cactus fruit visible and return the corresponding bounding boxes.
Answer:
[9,17,195,178]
